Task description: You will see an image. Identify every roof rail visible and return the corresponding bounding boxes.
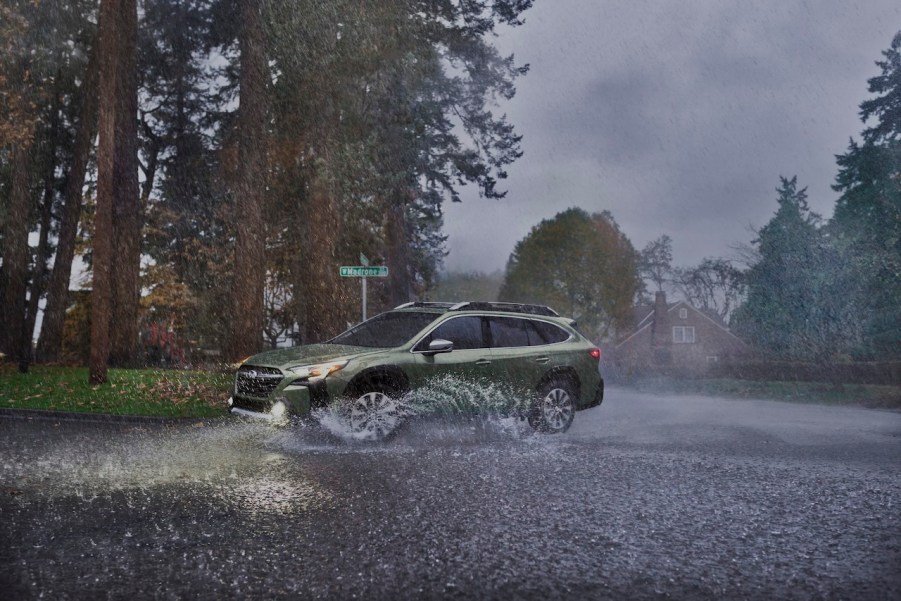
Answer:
[393,301,455,310]
[448,302,559,317]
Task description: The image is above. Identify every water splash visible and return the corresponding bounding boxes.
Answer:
[312,375,535,442]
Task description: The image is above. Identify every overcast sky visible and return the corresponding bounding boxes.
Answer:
[442,0,901,274]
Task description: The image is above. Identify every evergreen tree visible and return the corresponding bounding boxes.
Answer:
[0,0,95,366]
[139,0,230,358]
[226,0,269,360]
[831,31,901,358]
[733,177,863,361]
[264,0,530,340]
[90,0,139,383]
[37,43,99,364]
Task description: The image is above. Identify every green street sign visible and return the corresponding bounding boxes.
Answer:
[340,266,389,277]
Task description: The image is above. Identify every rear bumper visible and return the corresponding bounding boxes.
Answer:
[578,378,604,410]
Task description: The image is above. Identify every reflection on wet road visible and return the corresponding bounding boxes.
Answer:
[1,388,899,599]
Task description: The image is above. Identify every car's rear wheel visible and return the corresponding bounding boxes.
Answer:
[348,391,404,441]
[529,379,576,434]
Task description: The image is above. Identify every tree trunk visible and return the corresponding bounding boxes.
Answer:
[89,0,121,384]
[226,0,268,362]
[301,167,343,342]
[0,136,34,362]
[37,47,99,364]
[20,89,61,372]
[385,192,411,307]
[108,0,141,367]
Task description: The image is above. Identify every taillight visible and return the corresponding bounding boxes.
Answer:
[589,348,601,360]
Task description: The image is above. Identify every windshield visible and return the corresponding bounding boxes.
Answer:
[329,312,438,348]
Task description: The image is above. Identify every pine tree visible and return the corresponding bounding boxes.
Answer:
[733,177,863,362]
[226,0,268,360]
[90,0,139,383]
[0,0,95,366]
[831,31,901,358]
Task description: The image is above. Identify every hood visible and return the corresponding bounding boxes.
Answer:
[243,344,377,368]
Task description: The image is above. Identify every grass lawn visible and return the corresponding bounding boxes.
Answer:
[625,376,901,409]
[0,365,232,418]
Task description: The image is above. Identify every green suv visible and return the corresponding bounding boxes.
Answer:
[229,302,604,438]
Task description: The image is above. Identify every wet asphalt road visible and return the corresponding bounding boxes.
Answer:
[1,388,899,600]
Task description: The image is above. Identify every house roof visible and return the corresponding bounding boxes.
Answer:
[615,297,745,349]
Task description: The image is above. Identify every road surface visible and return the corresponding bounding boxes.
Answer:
[1,388,899,599]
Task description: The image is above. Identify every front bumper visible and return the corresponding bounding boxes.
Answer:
[229,404,278,421]
[230,378,332,418]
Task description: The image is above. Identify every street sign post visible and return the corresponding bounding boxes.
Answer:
[340,264,389,321]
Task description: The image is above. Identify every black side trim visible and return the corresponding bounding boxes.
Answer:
[307,380,329,409]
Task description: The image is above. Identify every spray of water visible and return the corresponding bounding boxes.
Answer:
[3,420,335,514]
[312,375,535,442]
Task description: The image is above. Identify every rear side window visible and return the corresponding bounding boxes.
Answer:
[527,320,571,345]
[488,316,530,348]
[417,316,487,350]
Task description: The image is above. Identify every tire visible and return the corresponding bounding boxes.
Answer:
[345,375,408,441]
[529,379,576,434]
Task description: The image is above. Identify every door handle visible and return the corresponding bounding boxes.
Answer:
[475,359,492,366]
[534,357,550,364]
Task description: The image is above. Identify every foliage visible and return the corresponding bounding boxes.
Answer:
[259,0,531,339]
[61,290,92,365]
[0,0,96,363]
[499,207,640,341]
[732,177,863,362]
[830,30,901,359]
[0,3,35,149]
[2,0,533,364]
[734,31,901,363]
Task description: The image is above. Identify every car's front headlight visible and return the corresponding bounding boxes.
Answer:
[286,360,349,381]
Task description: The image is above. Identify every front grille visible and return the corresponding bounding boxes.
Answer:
[235,365,284,397]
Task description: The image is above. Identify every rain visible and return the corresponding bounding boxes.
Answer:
[1,0,900,599]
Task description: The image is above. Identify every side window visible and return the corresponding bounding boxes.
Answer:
[417,316,486,350]
[527,320,571,345]
[488,317,530,348]
[673,326,696,344]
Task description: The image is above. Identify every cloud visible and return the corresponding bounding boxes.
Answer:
[443,0,901,273]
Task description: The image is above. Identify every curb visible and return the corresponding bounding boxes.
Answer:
[0,407,223,425]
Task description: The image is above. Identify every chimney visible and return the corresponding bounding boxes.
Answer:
[651,291,669,348]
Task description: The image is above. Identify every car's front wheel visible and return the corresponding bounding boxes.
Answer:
[348,390,405,441]
[529,379,576,434]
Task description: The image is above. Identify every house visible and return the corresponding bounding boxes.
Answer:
[611,291,750,375]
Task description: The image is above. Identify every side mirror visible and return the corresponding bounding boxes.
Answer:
[424,338,454,356]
